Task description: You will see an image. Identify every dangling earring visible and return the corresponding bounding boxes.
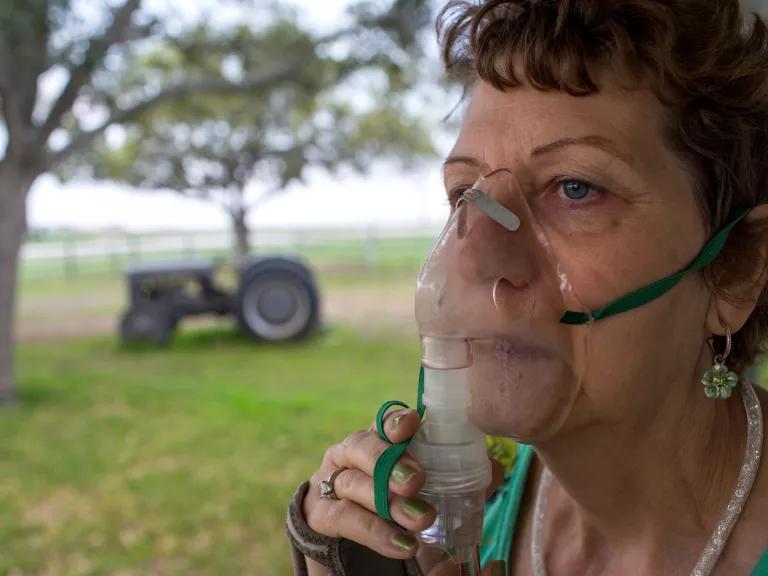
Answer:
[702,325,739,399]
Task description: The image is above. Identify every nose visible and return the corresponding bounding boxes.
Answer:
[455,180,543,294]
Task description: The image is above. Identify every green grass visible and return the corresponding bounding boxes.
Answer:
[2,326,421,575]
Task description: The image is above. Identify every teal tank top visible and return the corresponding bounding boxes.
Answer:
[479,444,768,575]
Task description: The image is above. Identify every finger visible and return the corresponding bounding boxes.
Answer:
[330,430,425,497]
[482,560,507,576]
[330,499,421,560]
[485,458,505,500]
[369,408,421,444]
[332,468,437,532]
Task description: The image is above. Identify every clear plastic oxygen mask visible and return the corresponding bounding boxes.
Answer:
[410,167,589,574]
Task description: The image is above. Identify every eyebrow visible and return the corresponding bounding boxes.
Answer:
[442,155,481,171]
[532,135,634,166]
[442,135,634,170]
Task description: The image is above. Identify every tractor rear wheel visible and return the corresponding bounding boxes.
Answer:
[236,260,319,341]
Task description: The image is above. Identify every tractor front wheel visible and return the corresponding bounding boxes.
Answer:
[119,308,174,345]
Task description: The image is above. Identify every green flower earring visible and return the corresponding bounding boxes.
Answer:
[702,325,739,399]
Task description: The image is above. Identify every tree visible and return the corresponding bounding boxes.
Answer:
[62,16,435,259]
[0,0,434,404]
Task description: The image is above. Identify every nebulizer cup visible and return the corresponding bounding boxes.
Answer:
[409,169,589,574]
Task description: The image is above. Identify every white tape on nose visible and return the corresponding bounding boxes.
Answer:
[464,188,521,232]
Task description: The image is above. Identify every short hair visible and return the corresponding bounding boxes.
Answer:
[438,0,768,375]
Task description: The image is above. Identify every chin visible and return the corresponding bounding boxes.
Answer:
[467,338,582,442]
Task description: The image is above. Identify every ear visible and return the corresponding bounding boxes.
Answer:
[706,204,768,335]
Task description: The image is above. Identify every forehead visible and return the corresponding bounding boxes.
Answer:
[452,78,671,169]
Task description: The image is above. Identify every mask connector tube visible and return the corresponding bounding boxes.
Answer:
[410,337,491,568]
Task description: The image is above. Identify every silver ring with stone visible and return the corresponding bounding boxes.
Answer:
[319,466,349,500]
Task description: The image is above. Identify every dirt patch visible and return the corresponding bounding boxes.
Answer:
[322,285,416,334]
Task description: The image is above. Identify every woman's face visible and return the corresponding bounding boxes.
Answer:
[446,74,711,441]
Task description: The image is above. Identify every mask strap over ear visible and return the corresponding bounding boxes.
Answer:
[560,208,751,325]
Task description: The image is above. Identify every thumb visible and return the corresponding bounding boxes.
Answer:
[481,560,506,576]
[485,457,505,500]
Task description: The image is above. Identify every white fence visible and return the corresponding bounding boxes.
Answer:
[21,225,442,278]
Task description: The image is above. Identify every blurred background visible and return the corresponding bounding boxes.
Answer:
[1,0,455,574]
[2,0,767,574]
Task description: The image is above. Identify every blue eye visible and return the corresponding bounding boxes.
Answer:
[561,180,592,200]
[561,179,593,200]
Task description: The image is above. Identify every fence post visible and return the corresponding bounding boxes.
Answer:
[63,236,78,277]
[364,225,378,268]
[294,229,306,256]
[184,233,195,257]
[129,235,142,264]
[109,236,122,274]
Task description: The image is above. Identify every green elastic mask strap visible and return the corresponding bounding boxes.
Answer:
[560,208,751,325]
[373,366,426,521]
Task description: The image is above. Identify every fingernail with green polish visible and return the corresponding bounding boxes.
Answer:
[391,532,418,552]
[401,498,432,520]
[391,462,417,485]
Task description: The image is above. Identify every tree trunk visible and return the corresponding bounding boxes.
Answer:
[0,162,35,405]
[232,208,251,261]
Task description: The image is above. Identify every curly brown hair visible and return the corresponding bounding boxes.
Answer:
[437,0,768,375]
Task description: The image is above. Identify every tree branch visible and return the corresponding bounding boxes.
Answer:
[48,11,391,169]
[50,55,307,167]
[38,0,143,144]
[1,88,26,161]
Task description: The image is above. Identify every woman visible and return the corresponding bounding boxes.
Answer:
[286,0,768,574]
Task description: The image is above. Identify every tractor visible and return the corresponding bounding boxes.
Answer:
[119,256,319,344]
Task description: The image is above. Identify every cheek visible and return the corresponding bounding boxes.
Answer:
[557,209,704,314]
[570,277,710,423]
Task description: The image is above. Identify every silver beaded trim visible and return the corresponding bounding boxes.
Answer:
[531,462,553,576]
[692,380,763,576]
[531,381,763,576]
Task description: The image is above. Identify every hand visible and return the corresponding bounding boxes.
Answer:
[303,408,436,559]
[302,408,506,566]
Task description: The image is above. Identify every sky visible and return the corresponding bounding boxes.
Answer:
[26,0,455,232]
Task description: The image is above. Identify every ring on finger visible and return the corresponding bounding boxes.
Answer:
[319,466,349,500]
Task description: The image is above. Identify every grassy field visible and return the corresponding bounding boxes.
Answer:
[2,326,421,575]
[10,235,426,574]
